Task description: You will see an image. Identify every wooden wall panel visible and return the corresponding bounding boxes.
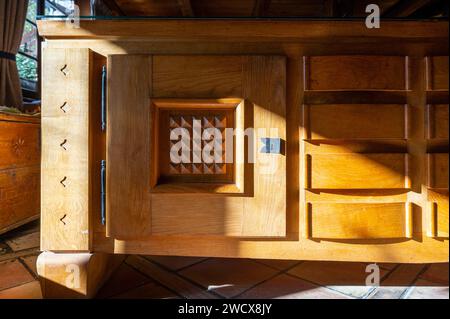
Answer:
[41,48,92,251]
[308,203,409,239]
[426,104,449,139]
[106,55,153,240]
[307,56,406,90]
[427,153,449,189]
[427,56,449,90]
[307,104,407,139]
[308,153,409,189]
[153,56,242,98]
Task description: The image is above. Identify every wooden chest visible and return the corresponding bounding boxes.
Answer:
[35,18,449,297]
[0,113,40,235]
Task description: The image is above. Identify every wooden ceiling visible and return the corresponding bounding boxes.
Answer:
[96,0,449,18]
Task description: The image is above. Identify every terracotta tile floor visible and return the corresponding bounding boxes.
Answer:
[0,220,448,299]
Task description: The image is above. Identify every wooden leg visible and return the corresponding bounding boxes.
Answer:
[37,252,124,299]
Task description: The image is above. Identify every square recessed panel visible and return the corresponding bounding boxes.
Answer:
[151,99,248,194]
[164,112,231,179]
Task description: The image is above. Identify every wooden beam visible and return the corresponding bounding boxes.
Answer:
[384,0,434,17]
[177,0,194,17]
[252,0,271,17]
[36,20,449,42]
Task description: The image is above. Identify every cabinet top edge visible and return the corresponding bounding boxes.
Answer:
[37,20,449,42]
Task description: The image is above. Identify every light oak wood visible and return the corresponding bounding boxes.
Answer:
[306,104,407,140]
[95,233,448,263]
[106,55,153,240]
[152,99,238,189]
[308,203,411,240]
[37,252,124,299]
[151,56,286,237]
[37,20,449,42]
[428,190,449,239]
[153,56,242,98]
[37,20,449,265]
[305,140,407,154]
[427,56,449,90]
[306,56,406,90]
[41,48,93,251]
[241,56,286,237]
[426,104,449,140]
[307,153,410,189]
[427,153,449,189]
[304,90,408,104]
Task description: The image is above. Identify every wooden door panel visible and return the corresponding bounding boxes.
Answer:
[150,55,286,237]
[107,55,286,239]
[307,104,407,140]
[308,203,410,239]
[307,153,409,189]
[106,55,152,239]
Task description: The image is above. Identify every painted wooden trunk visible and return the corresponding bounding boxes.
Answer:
[37,20,449,265]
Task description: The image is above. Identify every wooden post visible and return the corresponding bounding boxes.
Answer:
[39,47,117,298]
[37,252,124,299]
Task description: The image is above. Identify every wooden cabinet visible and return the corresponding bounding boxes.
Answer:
[0,113,40,234]
[37,20,448,276]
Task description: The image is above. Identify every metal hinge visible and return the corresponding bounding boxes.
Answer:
[260,137,282,154]
[100,160,106,225]
[101,65,107,131]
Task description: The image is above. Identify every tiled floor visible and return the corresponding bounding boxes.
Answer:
[0,221,448,299]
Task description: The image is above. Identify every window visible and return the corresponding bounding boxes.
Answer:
[17,0,74,99]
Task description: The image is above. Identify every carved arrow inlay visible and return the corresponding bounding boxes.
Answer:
[60,139,67,150]
[60,64,69,76]
[60,176,67,187]
[60,102,68,113]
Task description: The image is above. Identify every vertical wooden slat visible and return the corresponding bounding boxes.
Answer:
[106,55,152,239]
[241,56,286,237]
[428,202,438,237]
[41,48,92,251]
[286,57,302,237]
